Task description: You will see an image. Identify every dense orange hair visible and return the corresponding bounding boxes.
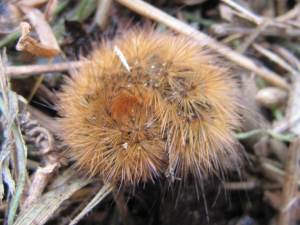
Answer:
[57,29,241,186]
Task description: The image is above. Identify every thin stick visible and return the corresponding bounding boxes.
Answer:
[210,23,300,37]
[22,163,58,209]
[253,43,298,74]
[237,20,270,53]
[94,0,113,30]
[276,3,300,22]
[116,0,289,90]
[277,137,300,225]
[69,183,113,225]
[221,0,294,30]
[223,180,258,190]
[221,0,263,24]
[273,114,300,134]
[27,58,53,102]
[273,46,300,71]
[6,61,83,78]
[27,74,45,102]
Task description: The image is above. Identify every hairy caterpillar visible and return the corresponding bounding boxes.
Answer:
[57,29,241,187]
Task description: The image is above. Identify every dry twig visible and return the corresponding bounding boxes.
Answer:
[6,61,83,78]
[22,163,58,209]
[116,0,289,90]
[44,0,58,22]
[94,0,113,30]
[277,137,300,225]
[221,0,263,24]
[253,43,298,74]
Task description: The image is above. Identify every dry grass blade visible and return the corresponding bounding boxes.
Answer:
[273,115,300,134]
[13,170,91,225]
[116,0,289,90]
[260,160,300,186]
[273,46,300,71]
[221,0,263,24]
[0,31,21,49]
[73,0,98,22]
[0,53,13,201]
[69,183,113,225]
[235,129,295,143]
[221,0,299,30]
[276,3,300,22]
[277,137,300,225]
[253,43,297,74]
[237,20,270,53]
[0,53,28,225]
[1,159,15,200]
[272,66,300,135]
[285,75,300,135]
[222,180,258,190]
[6,121,27,225]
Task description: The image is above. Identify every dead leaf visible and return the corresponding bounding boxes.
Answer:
[16,22,60,57]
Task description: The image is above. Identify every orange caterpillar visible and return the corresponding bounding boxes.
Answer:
[57,30,241,187]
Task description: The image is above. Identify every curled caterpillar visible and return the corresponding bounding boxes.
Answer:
[57,29,241,187]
